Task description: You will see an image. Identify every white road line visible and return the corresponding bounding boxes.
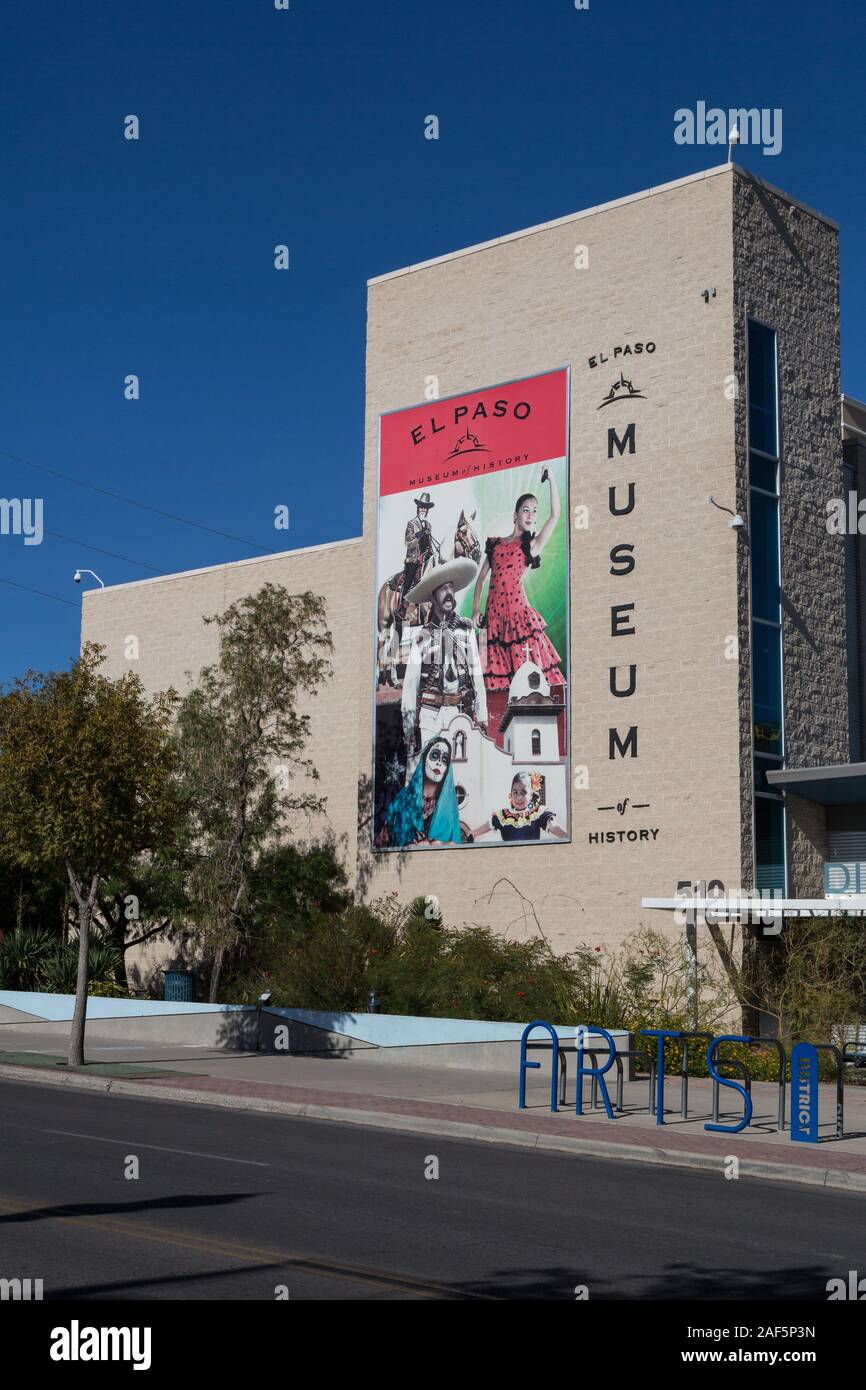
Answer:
[43,1129,271,1167]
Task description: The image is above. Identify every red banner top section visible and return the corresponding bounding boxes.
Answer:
[378,368,568,498]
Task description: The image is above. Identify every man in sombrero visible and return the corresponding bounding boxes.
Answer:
[401,556,488,779]
[401,492,435,597]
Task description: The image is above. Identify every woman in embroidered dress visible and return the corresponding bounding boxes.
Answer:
[469,772,568,843]
[471,468,564,735]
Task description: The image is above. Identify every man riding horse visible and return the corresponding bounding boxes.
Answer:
[376,498,478,687]
[377,493,437,686]
[402,492,436,595]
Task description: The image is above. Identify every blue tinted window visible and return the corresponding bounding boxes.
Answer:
[750,492,781,622]
[752,623,783,753]
[748,318,784,890]
[749,450,777,494]
[748,319,778,457]
[754,753,783,796]
[755,797,785,892]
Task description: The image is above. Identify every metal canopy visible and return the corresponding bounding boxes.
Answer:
[641,896,866,918]
[765,762,866,805]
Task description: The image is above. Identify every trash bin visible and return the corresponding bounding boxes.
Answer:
[163,969,194,1002]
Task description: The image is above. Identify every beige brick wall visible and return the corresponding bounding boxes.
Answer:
[358,167,741,952]
[81,537,366,880]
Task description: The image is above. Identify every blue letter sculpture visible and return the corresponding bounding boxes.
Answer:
[640,1028,681,1125]
[704,1035,753,1134]
[790,1041,819,1144]
[519,1020,559,1112]
[576,1024,616,1119]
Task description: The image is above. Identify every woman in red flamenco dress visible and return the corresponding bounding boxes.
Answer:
[471,468,565,742]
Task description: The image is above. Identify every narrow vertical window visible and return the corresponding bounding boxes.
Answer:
[748,318,785,892]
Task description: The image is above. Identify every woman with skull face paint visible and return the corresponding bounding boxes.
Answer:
[382,736,462,847]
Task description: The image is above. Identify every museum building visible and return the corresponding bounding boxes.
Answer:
[81,163,866,967]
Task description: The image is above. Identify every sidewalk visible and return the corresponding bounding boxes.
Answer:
[2,1036,866,1192]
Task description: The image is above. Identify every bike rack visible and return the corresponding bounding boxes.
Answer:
[676,1030,713,1118]
[810,1041,845,1138]
[518,1021,838,1137]
[520,1039,654,1117]
[575,1027,617,1118]
[745,1034,787,1130]
[711,1057,752,1122]
[518,1020,560,1113]
[705,1034,754,1133]
[640,1029,782,1131]
[583,1048,655,1116]
[842,1040,866,1070]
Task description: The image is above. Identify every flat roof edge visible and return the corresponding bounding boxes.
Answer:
[81,534,365,598]
[367,166,732,286]
[367,162,836,286]
[732,165,839,231]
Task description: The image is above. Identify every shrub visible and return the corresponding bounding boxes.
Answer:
[216,894,866,1087]
[0,927,57,989]
[42,938,123,996]
[0,927,123,995]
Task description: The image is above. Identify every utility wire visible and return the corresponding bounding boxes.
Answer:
[0,447,283,555]
[0,575,78,608]
[46,529,167,575]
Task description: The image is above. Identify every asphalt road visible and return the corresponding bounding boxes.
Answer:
[0,1076,863,1300]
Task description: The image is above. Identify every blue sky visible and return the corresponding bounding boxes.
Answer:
[2,0,864,682]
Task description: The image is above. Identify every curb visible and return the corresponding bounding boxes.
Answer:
[1,1062,864,1194]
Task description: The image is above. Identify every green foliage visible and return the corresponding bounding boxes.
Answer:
[0,927,122,993]
[42,938,123,995]
[225,903,734,1029]
[174,584,333,999]
[0,644,181,884]
[0,927,58,990]
[250,842,350,936]
[368,923,598,1023]
[86,978,130,999]
[753,917,866,1047]
[0,644,181,1061]
[0,860,69,938]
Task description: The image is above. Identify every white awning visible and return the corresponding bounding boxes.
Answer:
[641,896,866,918]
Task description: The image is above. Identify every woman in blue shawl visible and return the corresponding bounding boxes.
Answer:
[385,736,462,847]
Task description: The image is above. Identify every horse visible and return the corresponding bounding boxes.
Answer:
[376,569,429,687]
[453,509,480,564]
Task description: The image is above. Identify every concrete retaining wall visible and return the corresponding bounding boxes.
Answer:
[0,991,629,1071]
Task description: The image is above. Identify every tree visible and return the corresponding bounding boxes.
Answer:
[97,850,192,990]
[249,841,350,935]
[753,916,866,1044]
[0,856,69,942]
[0,645,182,1065]
[175,584,333,1001]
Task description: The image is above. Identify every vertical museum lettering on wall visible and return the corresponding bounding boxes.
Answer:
[587,345,660,847]
[608,414,638,761]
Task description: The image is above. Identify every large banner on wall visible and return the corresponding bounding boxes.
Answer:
[373,368,570,851]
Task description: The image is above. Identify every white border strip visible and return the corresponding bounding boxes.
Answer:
[642,895,866,918]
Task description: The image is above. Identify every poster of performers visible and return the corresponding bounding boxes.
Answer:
[373,368,570,852]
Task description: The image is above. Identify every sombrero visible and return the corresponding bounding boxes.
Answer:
[413,491,435,508]
[405,557,478,606]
